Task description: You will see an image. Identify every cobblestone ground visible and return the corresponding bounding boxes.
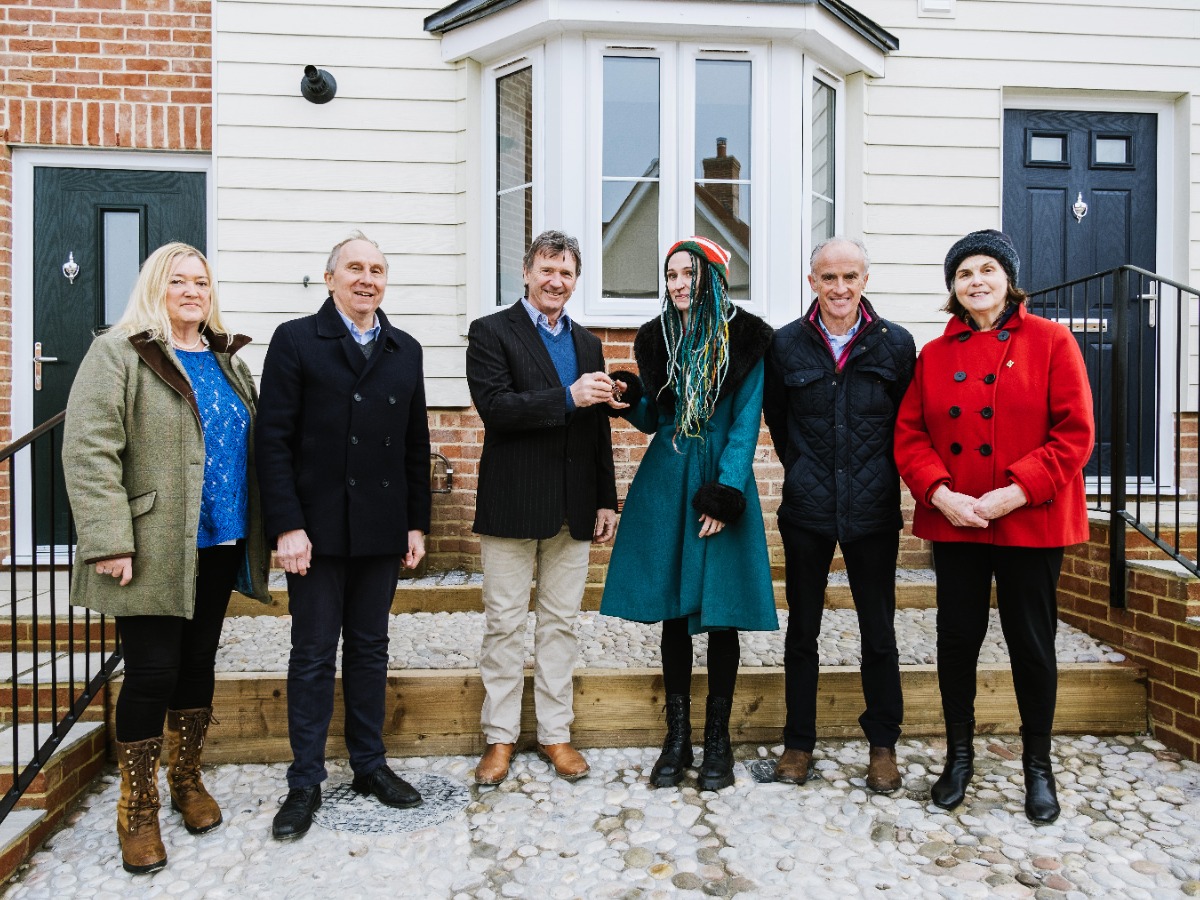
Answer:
[5,735,1199,899]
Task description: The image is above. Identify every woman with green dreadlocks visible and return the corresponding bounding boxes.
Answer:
[601,236,777,791]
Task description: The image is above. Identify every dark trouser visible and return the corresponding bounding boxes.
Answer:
[779,523,903,752]
[660,617,740,699]
[115,543,242,742]
[932,542,1064,735]
[285,553,402,789]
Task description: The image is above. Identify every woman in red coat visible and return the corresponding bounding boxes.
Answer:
[894,230,1094,824]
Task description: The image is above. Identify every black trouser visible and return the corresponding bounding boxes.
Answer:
[779,523,903,752]
[285,553,402,789]
[115,543,242,742]
[932,542,1064,736]
[661,617,740,699]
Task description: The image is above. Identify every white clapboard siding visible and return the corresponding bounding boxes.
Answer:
[217,189,460,226]
[217,158,460,196]
[863,145,999,178]
[218,0,430,37]
[219,33,446,70]
[216,61,461,101]
[862,175,998,209]
[219,282,459,313]
[217,126,459,163]
[217,95,460,134]
[218,251,464,286]
[218,220,459,255]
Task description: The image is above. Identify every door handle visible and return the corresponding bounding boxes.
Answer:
[33,341,60,391]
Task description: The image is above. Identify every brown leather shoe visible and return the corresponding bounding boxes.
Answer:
[537,742,589,780]
[866,746,902,793]
[774,748,812,785]
[475,743,515,785]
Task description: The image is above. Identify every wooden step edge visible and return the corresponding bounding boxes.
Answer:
[150,662,1146,764]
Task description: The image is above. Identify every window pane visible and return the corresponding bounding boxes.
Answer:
[694,185,750,301]
[695,60,751,178]
[603,181,660,299]
[497,67,533,304]
[497,187,532,303]
[1029,134,1065,163]
[1095,136,1129,165]
[103,211,141,325]
[603,56,660,299]
[603,57,660,178]
[811,81,835,247]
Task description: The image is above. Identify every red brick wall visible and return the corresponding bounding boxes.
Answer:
[424,325,932,578]
[0,0,212,555]
[1060,520,1200,760]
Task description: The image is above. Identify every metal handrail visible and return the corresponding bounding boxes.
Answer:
[1028,264,1200,608]
[0,412,122,823]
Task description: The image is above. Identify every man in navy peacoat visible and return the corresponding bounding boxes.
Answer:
[257,233,432,840]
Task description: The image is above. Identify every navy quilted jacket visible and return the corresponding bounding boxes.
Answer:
[763,296,916,542]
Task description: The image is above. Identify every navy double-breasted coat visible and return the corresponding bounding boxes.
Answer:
[256,297,432,556]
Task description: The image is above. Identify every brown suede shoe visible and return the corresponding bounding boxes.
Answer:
[537,742,590,780]
[866,746,902,793]
[774,748,812,785]
[475,743,515,786]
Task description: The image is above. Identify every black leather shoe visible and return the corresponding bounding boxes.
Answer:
[272,785,322,841]
[351,765,422,809]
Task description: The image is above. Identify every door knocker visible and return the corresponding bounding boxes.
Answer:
[62,252,80,284]
[1071,192,1088,224]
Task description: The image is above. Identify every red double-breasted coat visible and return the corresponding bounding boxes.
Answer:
[894,304,1095,547]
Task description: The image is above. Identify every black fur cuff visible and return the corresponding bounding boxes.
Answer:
[691,482,746,524]
[607,370,644,415]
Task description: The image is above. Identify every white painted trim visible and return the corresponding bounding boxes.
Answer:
[10,148,212,565]
[1002,91,1182,485]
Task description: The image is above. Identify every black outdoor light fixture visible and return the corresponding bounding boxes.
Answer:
[301,65,337,104]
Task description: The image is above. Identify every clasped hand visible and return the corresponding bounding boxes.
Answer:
[930,483,1027,529]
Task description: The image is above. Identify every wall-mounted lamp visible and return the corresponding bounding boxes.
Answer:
[301,65,337,104]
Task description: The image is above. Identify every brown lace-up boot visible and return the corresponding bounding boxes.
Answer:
[164,707,222,834]
[116,736,167,874]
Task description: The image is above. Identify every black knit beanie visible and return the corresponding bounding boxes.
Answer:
[944,229,1020,290]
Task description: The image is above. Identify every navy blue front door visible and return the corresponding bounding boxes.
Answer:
[1003,109,1157,478]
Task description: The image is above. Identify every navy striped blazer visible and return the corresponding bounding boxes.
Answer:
[466,302,617,540]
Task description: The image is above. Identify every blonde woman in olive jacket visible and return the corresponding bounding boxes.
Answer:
[63,243,269,876]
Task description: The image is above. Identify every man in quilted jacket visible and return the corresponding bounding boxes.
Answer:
[763,237,916,793]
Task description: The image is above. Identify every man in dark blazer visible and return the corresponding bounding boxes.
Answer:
[466,230,621,786]
[257,232,432,840]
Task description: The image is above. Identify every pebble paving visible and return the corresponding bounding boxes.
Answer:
[5,735,1199,898]
[215,609,1125,673]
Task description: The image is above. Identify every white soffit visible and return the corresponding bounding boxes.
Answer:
[433,0,891,77]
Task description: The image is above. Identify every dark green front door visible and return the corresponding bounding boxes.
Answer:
[32,166,206,545]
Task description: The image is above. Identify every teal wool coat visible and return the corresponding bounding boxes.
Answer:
[63,330,271,618]
[601,313,778,635]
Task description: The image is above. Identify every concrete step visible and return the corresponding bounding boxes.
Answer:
[0,653,116,724]
[0,721,107,882]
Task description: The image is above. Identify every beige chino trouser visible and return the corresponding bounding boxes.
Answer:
[478,524,590,745]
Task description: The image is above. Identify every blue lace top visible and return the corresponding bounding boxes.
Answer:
[174,349,250,548]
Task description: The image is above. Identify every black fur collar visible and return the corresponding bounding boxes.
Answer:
[633,309,774,407]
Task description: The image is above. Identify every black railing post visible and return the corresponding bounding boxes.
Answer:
[1110,267,1129,609]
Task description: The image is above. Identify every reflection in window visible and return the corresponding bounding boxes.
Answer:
[695,60,751,300]
[811,80,835,249]
[497,66,533,305]
[103,211,141,326]
[602,57,661,299]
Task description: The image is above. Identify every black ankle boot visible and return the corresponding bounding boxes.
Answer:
[931,720,974,810]
[1022,732,1060,824]
[696,695,734,791]
[649,694,693,787]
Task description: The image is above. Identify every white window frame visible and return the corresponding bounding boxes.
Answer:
[481,47,544,308]
[802,62,846,275]
[583,40,767,322]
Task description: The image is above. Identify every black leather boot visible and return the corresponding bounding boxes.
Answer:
[695,695,734,791]
[931,720,974,810]
[650,694,693,787]
[1022,732,1060,824]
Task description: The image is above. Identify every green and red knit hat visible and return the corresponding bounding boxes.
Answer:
[665,236,731,288]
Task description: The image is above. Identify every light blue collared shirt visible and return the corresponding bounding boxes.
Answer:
[816,309,863,359]
[520,296,572,336]
[335,306,381,345]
